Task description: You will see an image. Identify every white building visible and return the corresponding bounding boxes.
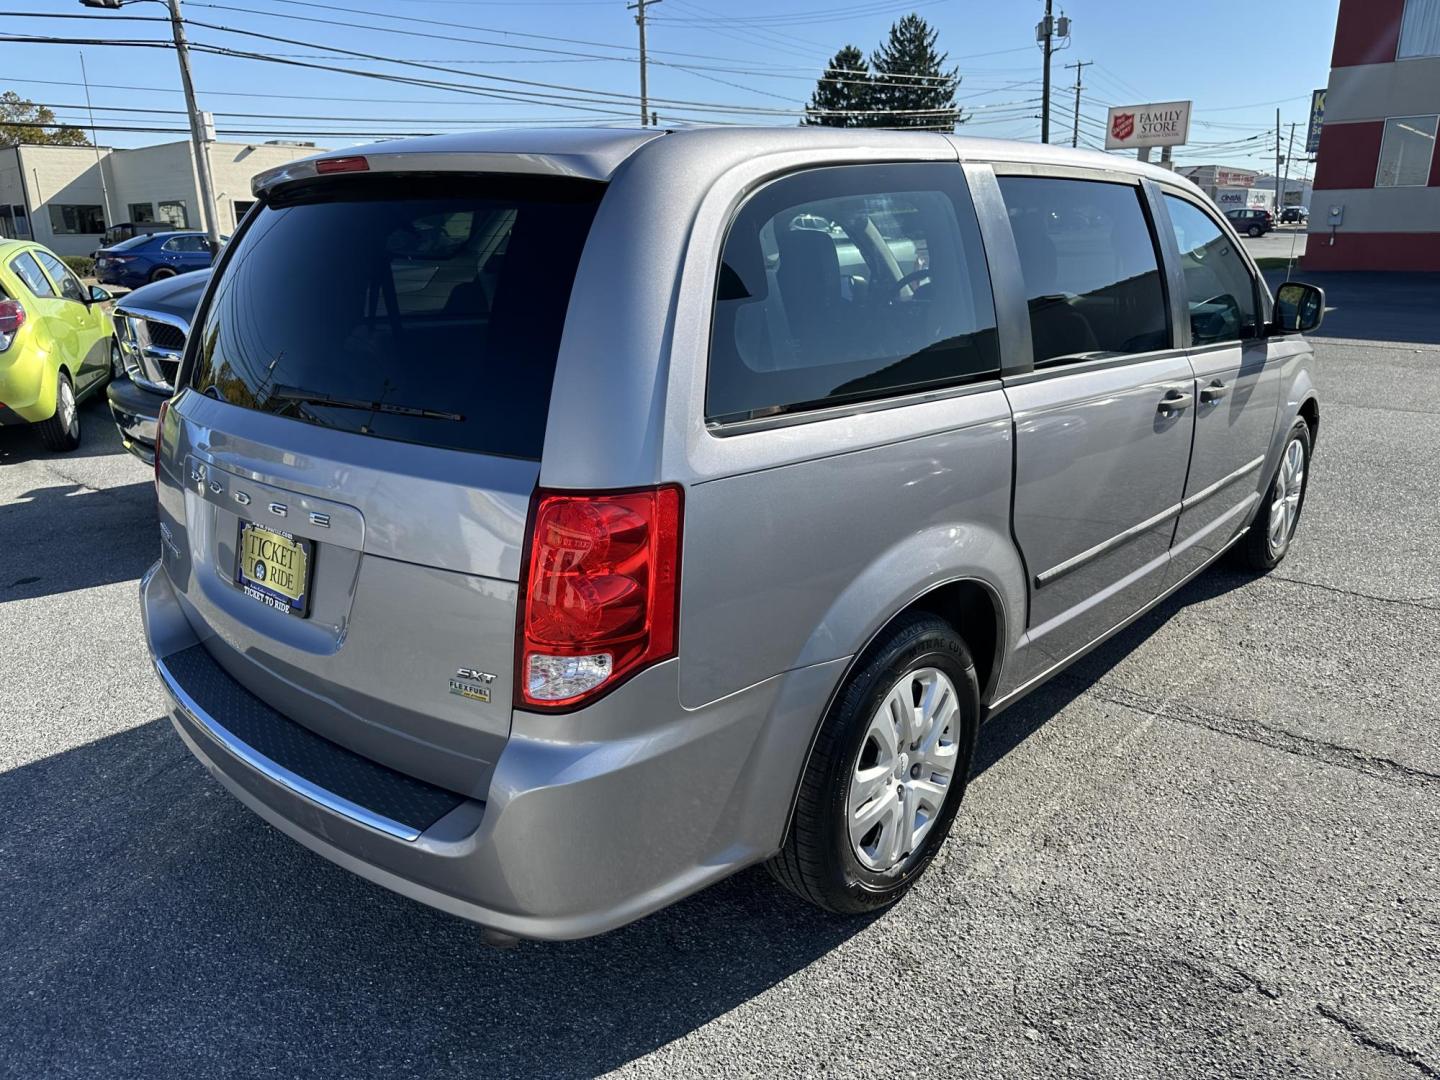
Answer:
[0,139,327,256]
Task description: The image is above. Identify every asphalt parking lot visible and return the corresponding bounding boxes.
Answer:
[2,288,1438,1079]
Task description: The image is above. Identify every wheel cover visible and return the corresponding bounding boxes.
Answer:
[111,340,124,379]
[847,666,960,873]
[58,378,77,435]
[1268,436,1306,556]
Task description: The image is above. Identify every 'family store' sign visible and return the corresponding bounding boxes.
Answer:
[1104,101,1192,150]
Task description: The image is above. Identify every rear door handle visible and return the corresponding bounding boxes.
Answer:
[1158,389,1193,413]
[1200,381,1229,403]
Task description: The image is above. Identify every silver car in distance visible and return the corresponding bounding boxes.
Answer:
[141,128,1322,940]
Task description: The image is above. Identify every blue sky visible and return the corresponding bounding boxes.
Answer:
[4,0,1338,175]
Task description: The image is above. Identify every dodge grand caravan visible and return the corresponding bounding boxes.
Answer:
[142,129,1322,941]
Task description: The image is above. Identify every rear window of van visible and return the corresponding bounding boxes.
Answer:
[186,174,604,460]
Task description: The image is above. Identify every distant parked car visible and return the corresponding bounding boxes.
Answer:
[93,221,171,257]
[1225,207,1274,237]
[0,239,118,451]
[95,231,224,289]
[1279,206,1308,224]
[107,268,208,463]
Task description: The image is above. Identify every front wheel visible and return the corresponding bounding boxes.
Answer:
[36,370,81,452]
[1235,419,1311,571]
[768,613,979,915]
[109,337,125,381]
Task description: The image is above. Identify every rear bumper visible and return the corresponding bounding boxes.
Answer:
[141,562,845,939]
[106,376,163,463]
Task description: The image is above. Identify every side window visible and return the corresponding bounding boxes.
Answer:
[163,235,205,254]
[997,175,1170,367]
[1163,195,1259,345]
[707,163,999,423]
[34,250,86,303]
[9,252,56,298]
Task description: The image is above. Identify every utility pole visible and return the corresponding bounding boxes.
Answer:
[1275,107,1282,220]
[628,0,662,127]
[1064,59,1090,148]
[1035,3,1071,144]
[80,0,220,245]
[1280,120,1296,216]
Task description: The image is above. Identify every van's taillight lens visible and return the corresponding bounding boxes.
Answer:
[153,398,170,491]
[519,486,682,709]
[0,298,25,351]
[316,156,369,174]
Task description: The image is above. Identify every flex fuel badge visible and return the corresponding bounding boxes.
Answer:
[449,666,496,703]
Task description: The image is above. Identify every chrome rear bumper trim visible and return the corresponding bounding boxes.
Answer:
[153,653,422,842]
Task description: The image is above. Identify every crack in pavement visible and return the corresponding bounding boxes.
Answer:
[1267,574,1440,613]
[1069,681,1440,792]
[1317,1003,1440,1078]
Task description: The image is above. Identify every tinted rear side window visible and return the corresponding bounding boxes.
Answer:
[188,174,604,460]
[708,163,999,423]
[997,176,1170,366]
[10,251,55,298]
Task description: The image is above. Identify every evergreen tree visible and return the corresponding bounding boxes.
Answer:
[869,15,960,131]
[803,46,872,128]
[0,91,91,147]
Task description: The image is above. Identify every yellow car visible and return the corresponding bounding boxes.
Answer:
[0,239,120,451]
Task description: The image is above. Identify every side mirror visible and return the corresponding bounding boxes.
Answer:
[88,285,113,304]
[1272,281,1324,335]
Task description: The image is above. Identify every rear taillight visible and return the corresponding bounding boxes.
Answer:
[154,397,170,492]
[0,298,25,351]
[518,486,682,710]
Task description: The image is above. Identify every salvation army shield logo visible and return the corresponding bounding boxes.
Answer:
[1111,112,1135,142]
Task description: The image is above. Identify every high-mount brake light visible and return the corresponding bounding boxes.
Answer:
[519,486,683,710]
[315,156,370,175]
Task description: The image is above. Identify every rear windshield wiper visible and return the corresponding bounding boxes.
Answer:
[268,385,463,422]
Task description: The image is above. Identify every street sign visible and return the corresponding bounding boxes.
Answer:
[1306,89,1326,155]
[1104,101,1192,150]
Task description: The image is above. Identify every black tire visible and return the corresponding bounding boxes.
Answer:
[768,612,980,915]
[1234,418,1312,572]
[36,370,81,452]
[1248,225,1262,237]
[149,266,177,282]
[108,337,124,382]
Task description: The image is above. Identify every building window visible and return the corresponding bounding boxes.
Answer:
[129,202,156,223]
[0,205,29,239]
[1398,0,1440,58]
[48,204,105,235]
[157,200,189,228]
[1375,115,1438,187]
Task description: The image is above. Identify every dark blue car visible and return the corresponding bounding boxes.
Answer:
[94,231,222,289]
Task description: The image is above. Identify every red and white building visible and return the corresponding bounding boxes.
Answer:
[1304,0,1440,270]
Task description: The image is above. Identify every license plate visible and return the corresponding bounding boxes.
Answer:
[236,522,312,617]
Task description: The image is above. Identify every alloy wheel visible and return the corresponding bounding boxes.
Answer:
[110,339,124,380]
[58,377,77,438]
[1268,436,1306,557]
[847,666,960,873]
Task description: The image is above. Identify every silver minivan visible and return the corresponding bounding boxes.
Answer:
[142,128,1322,941]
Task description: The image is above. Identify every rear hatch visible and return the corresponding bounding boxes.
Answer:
[156,171,605,798]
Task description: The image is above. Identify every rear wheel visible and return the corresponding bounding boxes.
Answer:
[769,613,979,915]
[1247,225,1262,237]
[36,370,81,452]
[1235,419,1311,571]
[149,266,177,282]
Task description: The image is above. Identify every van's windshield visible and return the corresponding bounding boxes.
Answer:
[186,173,605,460]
